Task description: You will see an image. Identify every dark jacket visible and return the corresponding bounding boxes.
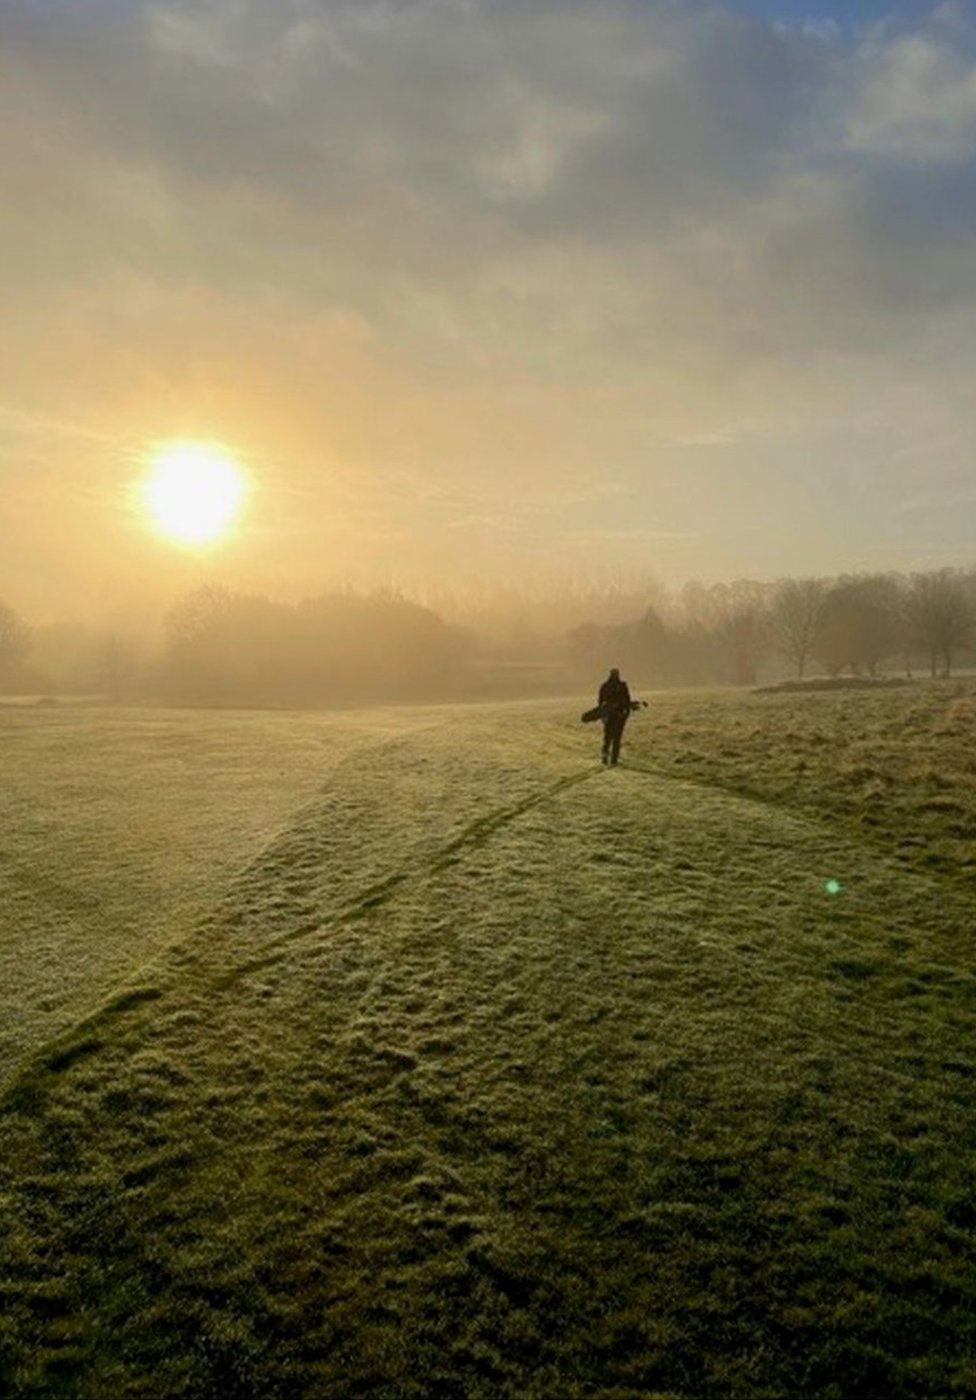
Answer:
[598,675,632,715]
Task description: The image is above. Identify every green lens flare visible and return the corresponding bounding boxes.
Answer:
[825,879,842,896]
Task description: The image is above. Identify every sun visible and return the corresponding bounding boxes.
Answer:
[141,440,247,546]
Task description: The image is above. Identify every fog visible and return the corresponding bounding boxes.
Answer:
[3,563,975,708]
[3,1,976,642]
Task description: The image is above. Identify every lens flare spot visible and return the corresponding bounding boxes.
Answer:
[825,878,843,896]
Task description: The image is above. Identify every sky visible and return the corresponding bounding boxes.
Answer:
[2,0,976,621]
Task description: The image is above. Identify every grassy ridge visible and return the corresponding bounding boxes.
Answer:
[629,681,976,886]
[1,690,976,1396]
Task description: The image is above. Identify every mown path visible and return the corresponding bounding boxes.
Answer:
[2,705,976,1397]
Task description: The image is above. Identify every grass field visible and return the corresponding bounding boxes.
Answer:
[0,703,442,1080]
[1,684,975,1397]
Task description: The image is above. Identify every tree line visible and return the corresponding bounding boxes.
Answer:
[159,586,469,705]
[569,570,976,687]
[1,567,975,704]
[0,587,470,705]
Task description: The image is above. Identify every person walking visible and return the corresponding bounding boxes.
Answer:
[597,667,632,766]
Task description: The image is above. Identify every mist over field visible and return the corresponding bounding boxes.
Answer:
[3,563,976,711]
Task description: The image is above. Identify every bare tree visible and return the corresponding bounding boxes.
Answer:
[0,600,31,687]
[769,578,826,679]
[904,570,973,678]
[678,579,774,684]
[713,604,769,685]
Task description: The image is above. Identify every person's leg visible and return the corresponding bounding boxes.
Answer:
[610,717,626,765]
[601,719,611,763]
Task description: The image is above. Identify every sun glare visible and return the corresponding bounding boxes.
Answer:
[142,441,247,546]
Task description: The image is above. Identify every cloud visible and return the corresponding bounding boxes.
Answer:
[2,0,976,598]
[845,32,976,161]
[4,1,974,362]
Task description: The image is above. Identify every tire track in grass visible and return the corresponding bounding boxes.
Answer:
[0,703,446,1086]
[0,732,593,1108]
[211,768,594,988]
[6,722,955,1115]
[15,736,965,1129]
[4,731,921,1110]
